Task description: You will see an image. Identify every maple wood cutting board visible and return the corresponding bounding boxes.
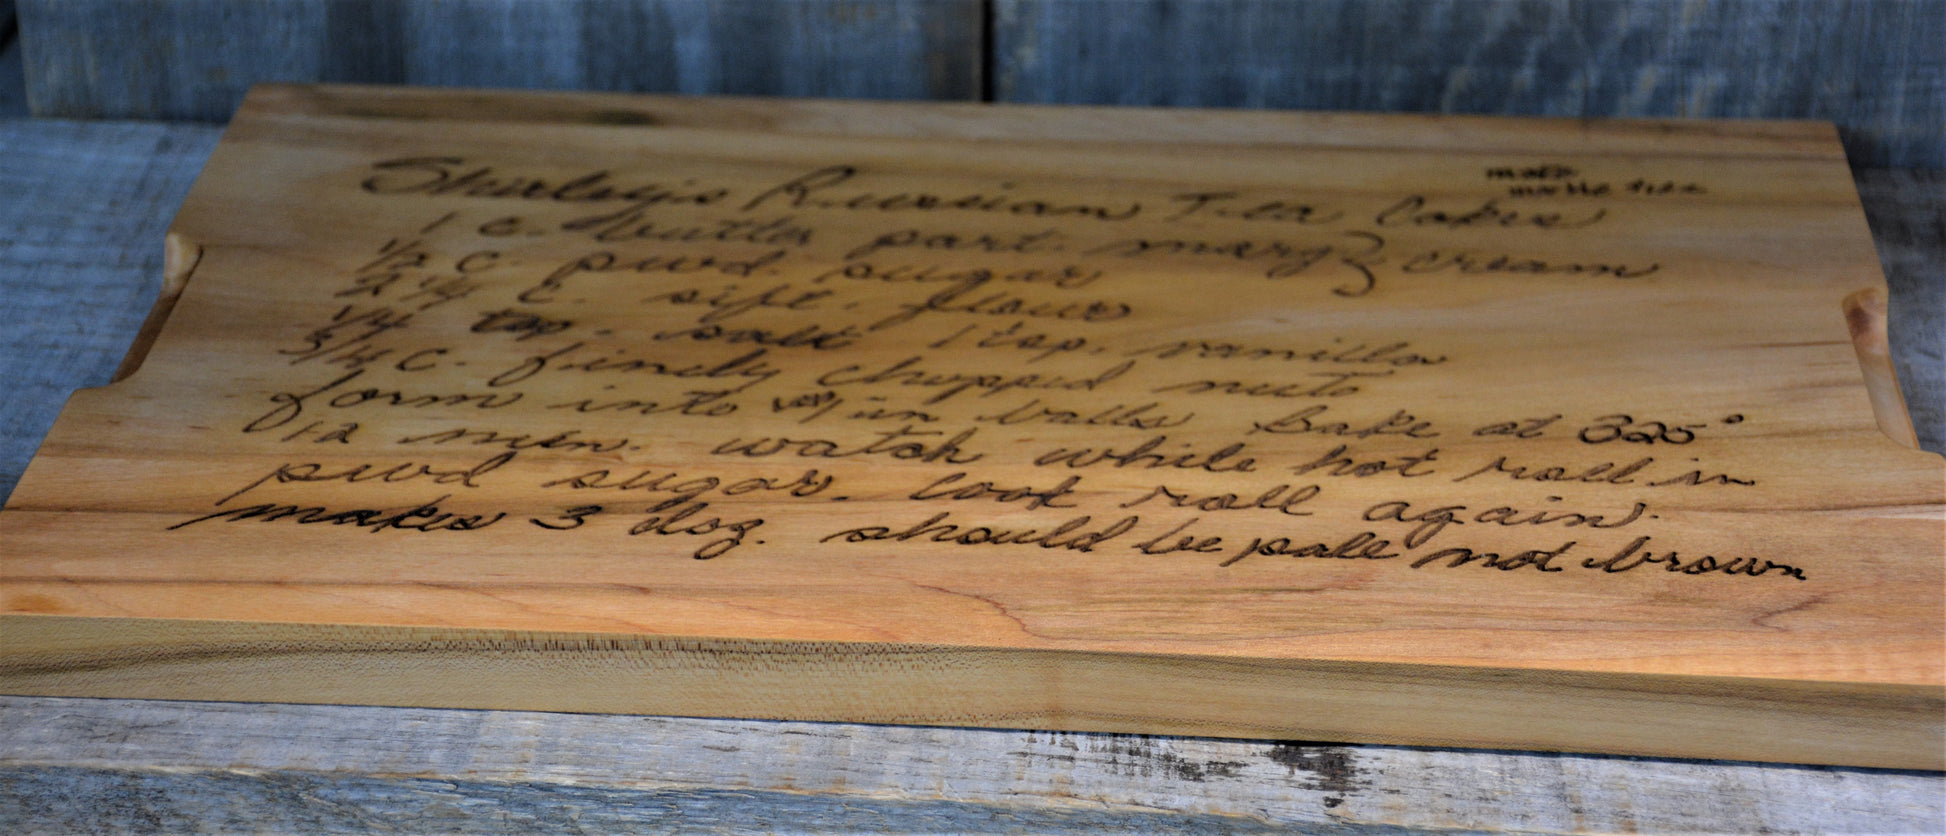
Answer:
[3,85,1941,770]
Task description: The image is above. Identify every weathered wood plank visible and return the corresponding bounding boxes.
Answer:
[0,767,1326,835]
[14,0,982,121]
[241,81,1848,158]
[0,1,22,118]
[1,695,1940,834]
[993,0,1946,169]
[18,0,1946,169]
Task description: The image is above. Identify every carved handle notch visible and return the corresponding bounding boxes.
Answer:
[112,232,204,382]
[1843,287,1920,448]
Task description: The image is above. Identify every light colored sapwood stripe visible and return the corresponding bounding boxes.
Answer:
[992,0,1946,170]
[13,0,981,123]
[1,695,1941,834]
[0,120,223,503]
[1856,170,1946,454]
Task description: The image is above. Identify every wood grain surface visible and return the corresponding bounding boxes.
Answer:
[1,86,1941,770]
[3,694,1941,834]
[1,115,1941,834]
[0,2,22,119]
[992,0,1946,170]
[13,0,981,120]
[14,0,1943,168]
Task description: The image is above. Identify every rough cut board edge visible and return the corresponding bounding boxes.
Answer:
[2,616,1939,771]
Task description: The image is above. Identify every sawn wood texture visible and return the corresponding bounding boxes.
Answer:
[2,85,1940,769]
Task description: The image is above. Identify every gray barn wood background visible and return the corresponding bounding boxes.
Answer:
[8,0,1945,168]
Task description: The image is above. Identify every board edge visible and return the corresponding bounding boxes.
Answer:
[2,614,1938,771]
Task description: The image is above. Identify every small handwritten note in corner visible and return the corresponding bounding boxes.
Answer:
[1,87,1940,769]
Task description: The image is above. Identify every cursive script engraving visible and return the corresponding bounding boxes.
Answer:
[158,147,1792,593]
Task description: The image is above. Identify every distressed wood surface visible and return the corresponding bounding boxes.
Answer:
[223,81,1855,156]
[14,0,981,121]
[14,0,1945,169]
[993,0,1946,169]
[3,694,1942,834]
[0,115,1940,834]
[2,87,1941,770]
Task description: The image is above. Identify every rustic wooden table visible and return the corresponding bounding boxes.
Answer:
[1,118,1941,834]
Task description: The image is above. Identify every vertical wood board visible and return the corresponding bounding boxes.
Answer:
[1,85,1941,769]
[14,0,982,121]
[993,0,1946,169]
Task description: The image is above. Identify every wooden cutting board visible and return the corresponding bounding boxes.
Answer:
[4,85,1940,769]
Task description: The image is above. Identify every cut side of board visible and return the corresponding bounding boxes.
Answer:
[3,85,1940,769]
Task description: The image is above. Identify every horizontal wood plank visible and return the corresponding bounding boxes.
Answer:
[993,0,1946,169]
[0,766,1318,834]
[14,0,981,121]
[239,81,1847,159]
[2,695,1941,834]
